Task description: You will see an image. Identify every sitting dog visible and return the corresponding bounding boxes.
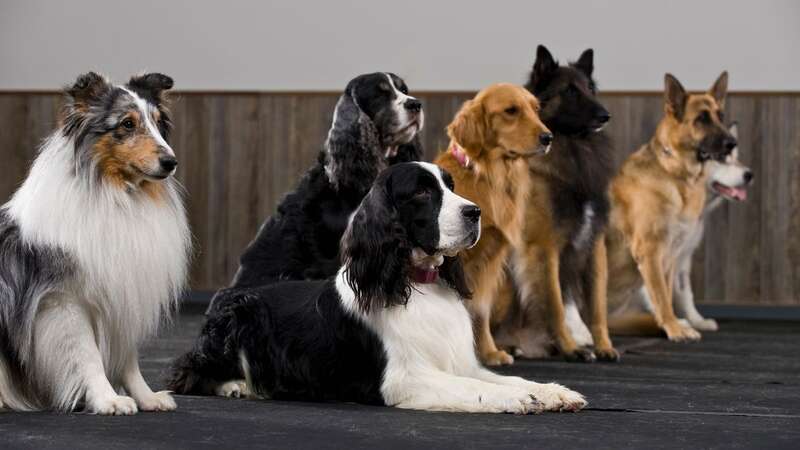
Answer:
[169,162,585,413]
[494,46,619,362]
[605,72,736,341]
[435,84,553,366]
[0,72,191,414]
[633,123,753,331]
[207,72,423,315]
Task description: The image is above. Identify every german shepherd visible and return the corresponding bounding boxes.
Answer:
[494,45,619,362]
[605,72,736,341]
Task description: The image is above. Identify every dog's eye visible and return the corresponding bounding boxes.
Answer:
[120,118,135,130]
[414,188,431,198]
[695,111,711,125]
[504,106,519,115]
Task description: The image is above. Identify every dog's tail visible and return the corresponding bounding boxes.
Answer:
[608,313,663,336]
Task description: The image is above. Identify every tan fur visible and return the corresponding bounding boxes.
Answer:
[606,72,730,341]
[435,84,551,366]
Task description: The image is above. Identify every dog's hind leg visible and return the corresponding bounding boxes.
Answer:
[33,297,137,414]
[122,350,176,411]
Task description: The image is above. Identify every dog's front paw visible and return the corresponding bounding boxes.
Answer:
[482,349,514,366]
[136,390,177,412]
[214,380,249,398]
[563,347,596,363]
[481,389,543,415]
[530,383,586,412]
[691,317,719,332]
[595,346,621,362]
[664,321,701,342]
[88,395,138,416]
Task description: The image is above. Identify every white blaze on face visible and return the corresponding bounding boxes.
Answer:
[706,145,750,192]
[417,162,479,252]
[384,73,424,134]
[121,87,175,157]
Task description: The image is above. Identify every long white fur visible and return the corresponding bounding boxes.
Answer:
[0,89,190,414]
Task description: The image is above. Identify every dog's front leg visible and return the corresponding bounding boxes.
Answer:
[673,256,718,331]
[588,236,619,361]
[32,300,137,414]
[544,246,594,361]
[634,240,700,342]
[122,350,176,412]
[468,367,586,412]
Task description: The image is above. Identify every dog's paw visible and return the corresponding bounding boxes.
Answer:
[530,383,587,412]
[664,321,701,342]
[595,346,621,362]
[136,390,177,412]
[482,350,514,366]
[563,347,596,363]
[214,380,249,398]
[691,317,719,332]
[88,395,138,416]
[481,389,543,415]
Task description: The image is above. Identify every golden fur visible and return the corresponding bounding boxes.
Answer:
[435,83,551,366]
[605,72,732,341]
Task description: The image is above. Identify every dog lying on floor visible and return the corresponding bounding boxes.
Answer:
[435,83,553,366]
[605,71,737,341]
[207,72,423,314]
[169,162,585,413]
[627,123,753,332]
[0,72,190,414]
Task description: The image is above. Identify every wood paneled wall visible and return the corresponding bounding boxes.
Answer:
[0,92,798,305]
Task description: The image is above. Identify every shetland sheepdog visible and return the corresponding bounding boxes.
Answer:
[0,72,191,414]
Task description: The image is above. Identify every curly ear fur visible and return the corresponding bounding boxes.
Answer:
[438,256,471,300]
[447,100,486,155]
[341,181,412,313]
[324,89,386,194]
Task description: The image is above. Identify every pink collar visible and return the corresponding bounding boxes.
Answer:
[450,143,471,168]
[412,267,439,284]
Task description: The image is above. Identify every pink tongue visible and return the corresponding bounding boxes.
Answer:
[716,184,747,201]
[413,268,439,284]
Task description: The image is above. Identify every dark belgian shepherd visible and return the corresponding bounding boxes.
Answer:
[495,45,619,362]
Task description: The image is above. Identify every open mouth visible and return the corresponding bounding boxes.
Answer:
[711,182,747,201]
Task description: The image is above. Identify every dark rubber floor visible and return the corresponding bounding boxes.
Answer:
[2,304,798,450]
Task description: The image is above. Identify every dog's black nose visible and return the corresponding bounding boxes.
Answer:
[404,99,422,113]
[597,112,611,123]
[539,132,553,146]
[159,156,178,172]
[724,137,738,151]
[744,170,754,184]
[461,205,481,222]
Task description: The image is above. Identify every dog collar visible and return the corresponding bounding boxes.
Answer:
[450,143,471,168]
[411,267,439,284]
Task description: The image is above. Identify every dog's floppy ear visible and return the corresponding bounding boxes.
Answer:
[127,72,175,139]
[574,49,594,78]
[529,45,558,92]
[341,174,412,313]
[709,71,729,109]
[447,99,486,156]
[324,85,385,194]
[390,134,423,164]
[664,73,688,120]
[439,256,471,300]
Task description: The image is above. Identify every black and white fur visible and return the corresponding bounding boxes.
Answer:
[633,124,753,331]
[207,73,423,314]
[0,72,190,414]
[170,163,585,413]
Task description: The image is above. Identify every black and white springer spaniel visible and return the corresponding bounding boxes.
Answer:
[207,73,424,314]
[169,163,586,413]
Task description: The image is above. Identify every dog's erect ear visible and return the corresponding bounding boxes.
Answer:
[574,49,594,78]
[447,99,486,155]
[65,72,111,111]
[439,256,472,300]
[324,86,385,194]
[390,134,423,164]
[127,73,174,105]
[529,45,558,91]
[709,71,729,109]
[664,73,688,120]
[342,175,412,313]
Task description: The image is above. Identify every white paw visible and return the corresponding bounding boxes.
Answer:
[690,317,719,331]
[529,383,586,412]
[215,380,248,398]
[480,387,544,415]
[88,395,138,416]
[136,390,177,412]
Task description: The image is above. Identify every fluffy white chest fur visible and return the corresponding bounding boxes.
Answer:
[6,135,190,375]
